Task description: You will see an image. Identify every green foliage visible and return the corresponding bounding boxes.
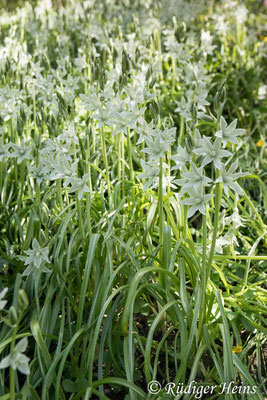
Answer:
[0,0,266,399]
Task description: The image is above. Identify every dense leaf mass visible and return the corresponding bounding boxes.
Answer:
[0,0,266,399]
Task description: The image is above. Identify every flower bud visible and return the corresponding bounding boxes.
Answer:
[149,77,157,89]
[146,65,152,81]
[18,290,29,312]
[9,306,18,326]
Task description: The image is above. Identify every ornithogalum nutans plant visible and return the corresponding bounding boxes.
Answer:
[0,1,266,399]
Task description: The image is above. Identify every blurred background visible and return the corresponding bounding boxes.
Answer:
[0,0,66,11]
[0,0,266,12]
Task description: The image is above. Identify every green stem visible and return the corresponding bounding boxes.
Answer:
[242,190,266,230]
[33,95,37,132]
[75,192,85,241]
[198,214,207,335]
[127,127,135,203]
[214,255,267,261]
[35,181,41,210]
[206,183,221,281]
[117,135,121,205]
[202,214,207,285]
[100,127,111,206]
[121,132,125,196]
[17,160,26,212]
[178,116,184,146]
[86,192,92,236]
[159,157,164,263]
[171,55,176,95]
[85,141,92,236]
[126,127,134,183]
[10,325,18,400]
[155,29,163,81]
[0,161,3,193]
[56,179,63,209]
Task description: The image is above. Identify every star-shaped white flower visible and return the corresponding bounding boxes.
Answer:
[215,117,245,147]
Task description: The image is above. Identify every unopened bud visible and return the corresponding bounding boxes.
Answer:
[9,306,18,326]
[18,290,29,312]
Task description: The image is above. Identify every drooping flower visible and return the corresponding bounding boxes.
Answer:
[0,338,30,375]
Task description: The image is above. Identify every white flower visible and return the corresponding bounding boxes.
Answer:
[137,159,160,191]
[136,119,155,145]
[80,91,101,111]
[174,162,212,195]
[142,133,169,160]
[10,141,32,164]
[92,106,113,128]
[0,139,11,161]
[68,174,90,200]
[216,160,247,197]
[112,110,140,136]
[225,208,243,229]
[175,97,192,122]
[160,127,176,145]
[19,239,50,276]
[181,188,214,218]
[29,163,49,185]
[171,145,192,170]
[215,117,245,147]
[194,137,232,168]
[258,85,267,100]
[201,30,216,56]
[208,236,231,254]
[0,338,30,375]
[58,122,79,145]
[235,5,248,24]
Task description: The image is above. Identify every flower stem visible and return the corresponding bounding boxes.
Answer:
[121,132,125,196]
[75,192,85,241]
[35,181,41,210]
[198,214,207,337]
[17,160,26,212]
[127,127,134,183]
[85,140,92,236]
[86,193,92,236]
[10,325,18,400]
[100,127,111,207]
[159,157,164,263]
[242,190,266,230]
[206,182,221,282]
[127,127,135,202]
[0,161,3,191]
[178,116,184,146]
[56,179,63,209]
